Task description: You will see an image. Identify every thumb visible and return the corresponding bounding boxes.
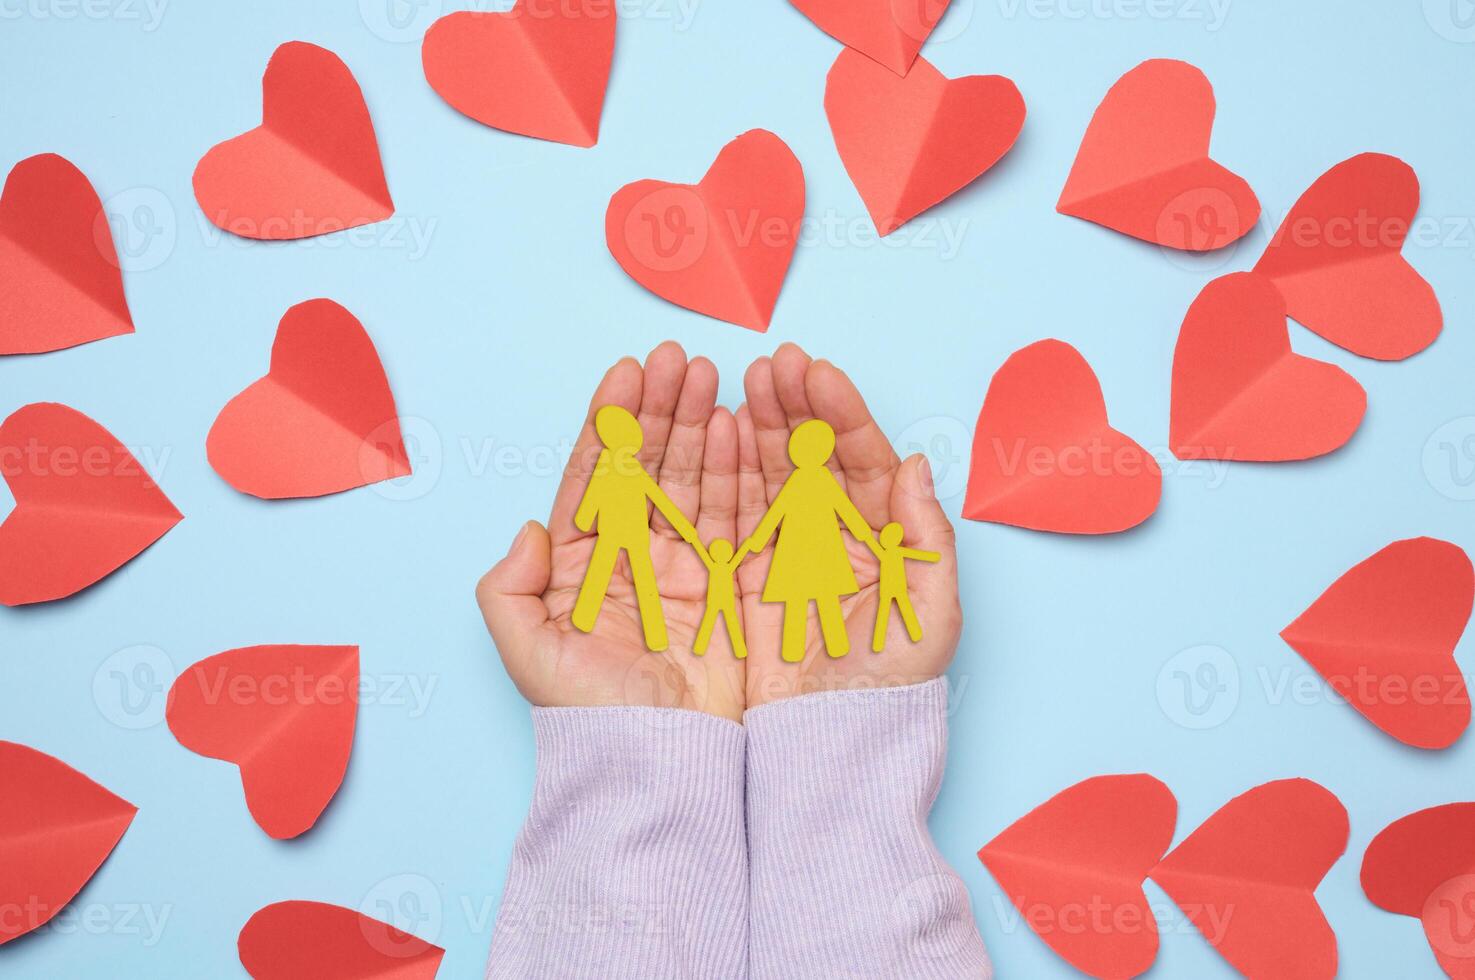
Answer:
[475,521,554,672]
[889,454,956,565]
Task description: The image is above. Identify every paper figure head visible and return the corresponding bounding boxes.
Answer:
[880,522,904,548]
[595,405,643,454]
[788,419,836,468]
[710,538,734,562]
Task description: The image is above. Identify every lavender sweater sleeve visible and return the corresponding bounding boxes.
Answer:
[485,706,748,980]
[745,678,992,980]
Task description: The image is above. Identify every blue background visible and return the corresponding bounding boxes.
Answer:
[2,0,1473,976]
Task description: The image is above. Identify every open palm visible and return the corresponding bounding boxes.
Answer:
[476,342,746,723]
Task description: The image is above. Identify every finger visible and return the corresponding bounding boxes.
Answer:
[743,355,793,503]
[889,454,956,572]
[775,343,847,486]
[807,358,900,527]
[635,340,689,478]
[695,406,738,549]
[548,357,643,543]
[653,356,718,534]
[475,521,558,694]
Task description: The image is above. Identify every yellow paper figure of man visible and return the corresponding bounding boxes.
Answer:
[694,539,748,659]
[572,405,699,651]
[872,521,939,652]
[744,419,881,662]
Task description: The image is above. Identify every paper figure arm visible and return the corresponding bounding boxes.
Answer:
[693,539,715,570]
[573,458,605,533]
[899,546,941,563]
[830,480,879,553]
[642,472,699,545]
[745,484,789,554]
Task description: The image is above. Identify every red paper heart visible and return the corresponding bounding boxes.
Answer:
[824,48,1024,235]
[1151,779,1348,980]
[1058,59,1259,251]
[1254,153,1440,360]
[605,129,803,331]
[238,900,445,979]
[1170,271,1365,461]
[167,645,358,840]
[788,0,950,76]
[193,42,394,240]
[963,339,1161,534]
[422,0,615,147]
[0,403,181,606]
[1363,804,1475,980]
[207,298,410,499]
[1281,537,1473,749]
[978,774,1176,979]
[0,153,132,355]
[0,741,137,945]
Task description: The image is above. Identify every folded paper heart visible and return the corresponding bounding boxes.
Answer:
[0,153,133,354]
[167,645,359,840]
[1150,778,1348,980]
[605,129,804,332]
[423,0,615,147]
[978,774,1177,979]
[1058,59,1259,251]
[193,41,394,240]
[207,298,411,499]
[1170,271,1365,461]
[787,0,950,76]
[1281,536,1473,749]
[824,48,1024,235]
[0,402,181,606]
[238,900,445,979]
[964,339,1161,534]
[1363,803,1475,980]
[0,741,137,946]
[1254,153,1441,360]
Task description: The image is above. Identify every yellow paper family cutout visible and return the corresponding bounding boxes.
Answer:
[572,407,930,662]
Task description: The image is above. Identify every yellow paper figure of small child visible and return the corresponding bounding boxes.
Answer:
[693,538,748,659]
[872,521,940,653]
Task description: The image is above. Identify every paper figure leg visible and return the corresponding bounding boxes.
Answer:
[872,597,893,652]
[572,536,620,633]
[781,600,807,663]
[818,594,849,659]
[723,608,748,660]
[897,594,923,642]
[626,542,669,652]
[694,604,717,655]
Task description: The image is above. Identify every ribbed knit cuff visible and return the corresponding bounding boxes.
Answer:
[487,706,748,980]
[745,678,991,980]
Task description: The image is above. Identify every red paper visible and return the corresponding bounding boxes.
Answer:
[1058,59,1259,251]
[422,0,615,148]
[207,298,410,499]
[1362,804,1475,980]
[0,402,181,606]
[0,153,132,355]
[978,774,1176,979]
[788,0,949,76]
[1150,779,1348,980]
[963,339,1161,534]
[193,42,394,240]
[1253,153,1440,360]
[0,742,136,946]
[605,129,803,332]
[238,900,444,979]
[167,645,359,840]
[1170,272,1365,461]
[1281,537,1473,749]
[824,48,1024,235]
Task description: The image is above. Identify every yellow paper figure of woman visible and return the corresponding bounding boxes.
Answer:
[872,522,939,652]
[572,405,699,651]
[744,419,881,662]
[694,539,747,659]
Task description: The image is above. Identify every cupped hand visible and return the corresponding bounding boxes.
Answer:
[475,341,747,723]
[737,344,962,709]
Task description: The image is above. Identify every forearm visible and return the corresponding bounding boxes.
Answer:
[487,706,748,979]
[745,678,990,980]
